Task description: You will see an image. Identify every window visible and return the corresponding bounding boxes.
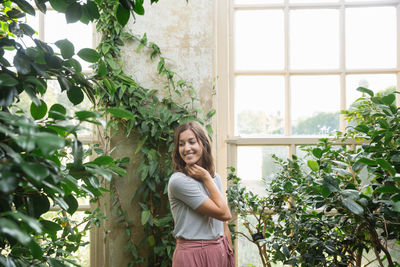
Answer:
[216,1,399,266]
[23,6,95,267]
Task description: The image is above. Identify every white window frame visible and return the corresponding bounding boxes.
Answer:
[215,1,400,266]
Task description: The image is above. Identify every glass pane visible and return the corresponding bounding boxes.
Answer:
[346,74,396,108]
[235,76,284,136]
[291,75,340,135]
[290,9,339,69]
[45,11,93,70]
[346,7,396,69]
[290,0,338,2]
[235,0,282,3]
[237,146,289,196]
[235,10,284,70]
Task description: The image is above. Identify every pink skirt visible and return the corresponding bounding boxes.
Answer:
[172,235,234,267]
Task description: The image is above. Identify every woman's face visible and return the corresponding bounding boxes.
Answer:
[178,129,203,166]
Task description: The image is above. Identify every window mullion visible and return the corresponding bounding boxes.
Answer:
[340,0,346,132]
[285,1,290,136]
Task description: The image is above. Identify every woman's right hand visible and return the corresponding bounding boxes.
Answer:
[185,164,212,182]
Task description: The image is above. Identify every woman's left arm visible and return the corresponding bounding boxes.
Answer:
[224,222,233,249]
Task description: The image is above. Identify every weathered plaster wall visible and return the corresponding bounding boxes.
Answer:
[107,1,215,266]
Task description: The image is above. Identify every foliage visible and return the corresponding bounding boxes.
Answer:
[94,0,214,266]
[0,0,141,265]
[292,112,339,135]
[228,87,400,267]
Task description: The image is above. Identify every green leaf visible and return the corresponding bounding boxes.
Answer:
[41,219,62,236]
[34,132,65,155]
[375,185,400,194]
[356,86,374,97]
[141,210,151,225]
[92,156,114,165]
[391,154,400,162]
[0,218,31,245]
[66,58,82,73]
[30,99,47,120]
[34,0,46,13]
[65,2,82,23]
[0,171,18,194]
[21,162,49,182]
[97,60,107,77]
[27,193,50,218]
[86,1,100,20]
[307,160,319,172]
[75,110,99,120]
[376,158,396,176]
[64,194,78,215]
[85,165,113,181]
[14,51,31,75]
[133,0,145,15]
[55,39,74,59]
[48,258,66,267]
[0,73,18,87]
[67,86,84,105]
[49,104,67,120]
[323,175,339,193]
[13,0,36,15]
[106,107,135,120]
[393,201,400,212]
[28,239,43,259]
[108,165,128,177]
[116,4,130,27]
[381,94,395,105]
[6,211,42,233]
[24,76,46,95]
[20,23,35,36]
[77,48,100,63]
[355,158,377,166]
[355,124,369,134]
[342,198,364,215]
[312,148,323,159]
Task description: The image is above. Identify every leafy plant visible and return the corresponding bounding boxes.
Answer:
[228,88,400,267]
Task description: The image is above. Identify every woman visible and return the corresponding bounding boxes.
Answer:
[168,121,234,267]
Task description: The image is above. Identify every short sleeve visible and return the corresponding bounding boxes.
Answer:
[169,174,208,210]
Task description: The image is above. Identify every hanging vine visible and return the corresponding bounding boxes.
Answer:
[94,1,215,266]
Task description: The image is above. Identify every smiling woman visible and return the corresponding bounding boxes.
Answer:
[168,121,234,267]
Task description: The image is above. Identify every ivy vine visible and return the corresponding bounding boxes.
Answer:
[94,0,215,266]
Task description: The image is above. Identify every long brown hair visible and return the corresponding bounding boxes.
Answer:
[172,121,215,177]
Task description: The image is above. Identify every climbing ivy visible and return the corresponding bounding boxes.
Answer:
[94,1,215,266]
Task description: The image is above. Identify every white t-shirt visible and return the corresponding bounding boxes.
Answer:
[168,171,224,240]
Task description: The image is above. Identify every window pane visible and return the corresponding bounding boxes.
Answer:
[45,11,93,70]
[290,9,339,69]
[235,76,284,136]
[235,0,282,3]
[291,75,340,135]
[235,10,284,70]
[290,0,338,3]
[237,146,289,196]
[346,7,396,69]
[346,74,396,107]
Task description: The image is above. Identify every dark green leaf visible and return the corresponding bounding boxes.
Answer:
[97,60,107,77]
[75,110,99,120]
[141,210,151,225]
[376,158,396,176]
[133,0,144,15]
[355,124,369,134]
[65,2,82,23]
[323,175,339,193]
[30,99,47,120]
[0,218,31,244]
[41,219,62,235]
[34,132,65,155]
[6,211,42,233]
[312,148,323,159]
[77,48,100,63]
[64,194,78,215]
[0,73,18,87]
[49,104,67,120]
[24,76,46,95]
[342,198,364,215]
[0,171,18,194]
[20,23,35,36]
[66,58,82,73]
[356,87,374,97]
[21,162,49,182]
[355,158,377,166]
[27,194,50,218]
[13,0,36,15]
[381,94,395,105]
[116,4,130,27]
[86,1,100,20]
[14,51,32,75]
[67,86,84,105]
[34,0,47,13]
[28,239,43,259]
[106,107,135,120]
[375,185,400,194]
[57,74,71,91]
[55,39,75,59]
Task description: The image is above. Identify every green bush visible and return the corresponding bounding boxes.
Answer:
[228,88,400,267]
